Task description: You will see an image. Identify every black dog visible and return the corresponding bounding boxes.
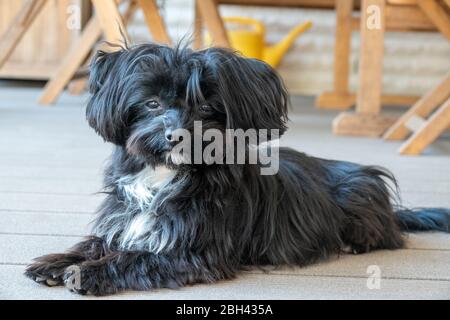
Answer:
[26,44,450,296]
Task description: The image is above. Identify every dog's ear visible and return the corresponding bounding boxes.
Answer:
[88,49,122,94]
[86,49,125,145]
[206,49,289,137]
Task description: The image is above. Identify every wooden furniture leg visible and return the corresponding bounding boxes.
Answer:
[91,0,130,44]
[333,0,396,137]
[67,0,139,96]
[316,0,354,110]
[0,0,47,67]
[137,0,172,44]
[383,1,450,154]
[68,76,89,95]
[193,0,204,50]
[399,97,450,155]
[418,0,450,41]
[384,72,450,140]
[197,0,230,47]
[40,0,169,105]
[38,15,102,104]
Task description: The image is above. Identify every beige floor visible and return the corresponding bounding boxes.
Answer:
[0,82,449,300]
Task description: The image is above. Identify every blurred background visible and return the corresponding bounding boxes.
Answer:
[0,0,449,300]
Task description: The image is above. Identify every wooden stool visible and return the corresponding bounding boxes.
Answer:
[0,0,172,105]
[316,0,439,111]
[330,0,450,137]
[383,73,450,155]
[383,0,450,154]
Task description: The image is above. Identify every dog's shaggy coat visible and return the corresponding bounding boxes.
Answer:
[26,44,450,296]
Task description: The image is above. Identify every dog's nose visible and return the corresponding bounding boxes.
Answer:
[163,110,181,144]
[165,129,181,144]
[165,129,174,142]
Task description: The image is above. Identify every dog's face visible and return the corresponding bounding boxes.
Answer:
[86,44,288,166]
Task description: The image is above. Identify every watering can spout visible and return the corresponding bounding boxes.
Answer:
[207,17,312,68]
[263,21,312,68]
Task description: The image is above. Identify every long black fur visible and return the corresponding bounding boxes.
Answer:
[25,44,450,296]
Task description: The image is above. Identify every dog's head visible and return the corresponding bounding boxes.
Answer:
[86,44,288,166]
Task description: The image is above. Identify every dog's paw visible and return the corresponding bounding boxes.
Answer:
[25,258,66,287]
[63,263,119,296]
[25,253,86,287]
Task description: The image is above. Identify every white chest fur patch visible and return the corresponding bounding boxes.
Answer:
[118,166,177,209]
[116,166,177,252]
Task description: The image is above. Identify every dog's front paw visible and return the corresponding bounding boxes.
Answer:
[63,263,119,296]
[25,252,86,287]
[25,254,74,287]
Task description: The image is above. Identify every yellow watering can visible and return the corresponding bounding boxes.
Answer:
[206,17,312,68]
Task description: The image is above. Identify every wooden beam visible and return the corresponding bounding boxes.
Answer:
[399,97,450,155]
[91,0,130,44]
[333,112,397,137]
[0,0,47,68]
[39,16,101,105]
[384,72,450,140]
[197,0,230,47]
[66,0,138,97]
[333,0,389,137]
[418,0,450,40]
[40,0,138,104]
[387,0,417,5]
[193,0,204,50]
[317,92,420,110]
[333,0,353,96]
[216,0,338,8]
[137,0,172,44]
[445,0,450,9]
[356,0,386,115]
[316,92,355,110]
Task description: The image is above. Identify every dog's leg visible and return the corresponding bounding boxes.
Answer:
[25,236,111,287]
[62,251,234,296]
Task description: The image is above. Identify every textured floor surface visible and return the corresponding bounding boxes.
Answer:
[0,82,449,300]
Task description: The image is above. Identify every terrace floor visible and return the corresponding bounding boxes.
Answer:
[0,81,449,299]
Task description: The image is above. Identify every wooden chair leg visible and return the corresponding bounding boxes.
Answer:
[38,16,102,105]
[197,0,230,47]
[91,0,130,44]
[384,72,450,140]
[39,0,135,105]
[67,55,92,95]
[333,0,395,137]
[418,0,450,41]
[68,77,89,95]
[356,0,385,116]
[399,97,450,155]
[137,0,172,44]
[0,0,46,67]
[193,0,204,50]
[67,0,139,97]
[316,0,354,110]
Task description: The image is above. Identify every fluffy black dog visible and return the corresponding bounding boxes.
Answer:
[26,44,450,296]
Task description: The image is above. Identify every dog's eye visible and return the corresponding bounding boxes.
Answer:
[199,104,213,113]
[145,99,161,110]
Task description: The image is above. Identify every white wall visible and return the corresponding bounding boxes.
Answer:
[128,0,450,96]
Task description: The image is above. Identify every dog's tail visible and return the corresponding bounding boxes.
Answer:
[395,208,450,232]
